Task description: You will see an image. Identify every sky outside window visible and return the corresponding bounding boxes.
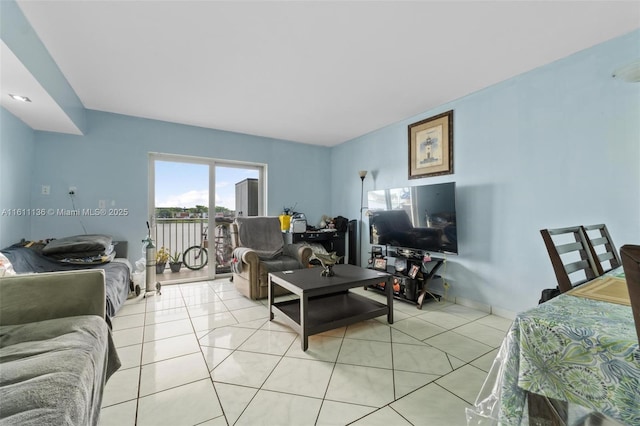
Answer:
[155,161,258,210]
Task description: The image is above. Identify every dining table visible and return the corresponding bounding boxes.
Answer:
[466,268,640,425]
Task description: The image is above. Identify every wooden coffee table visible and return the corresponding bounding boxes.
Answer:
[268,264,393,351]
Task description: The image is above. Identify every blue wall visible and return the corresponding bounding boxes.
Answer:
[332,29,640,315]
[0,108,35,247]
[2,24,638,315]
[27,111,332,261]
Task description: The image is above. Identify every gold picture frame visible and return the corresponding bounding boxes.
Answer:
[408,110,453,179]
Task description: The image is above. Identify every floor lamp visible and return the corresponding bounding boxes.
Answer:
[358,170,367,266]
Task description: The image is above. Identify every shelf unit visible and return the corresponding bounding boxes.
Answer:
[367,249,444,309]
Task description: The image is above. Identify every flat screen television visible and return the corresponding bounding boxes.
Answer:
[368,182,458,255]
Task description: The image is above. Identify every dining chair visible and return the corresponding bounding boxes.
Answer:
[540,226,600,293]
[620,244,640,344]
[583,224,622,275]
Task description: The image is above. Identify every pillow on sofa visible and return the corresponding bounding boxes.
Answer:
[0,252,16,277]
[59,251,116,265]
[43,234,113,257]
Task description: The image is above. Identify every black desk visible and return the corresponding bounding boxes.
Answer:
[284,231,346,262]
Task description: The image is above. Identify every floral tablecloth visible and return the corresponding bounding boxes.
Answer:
[467,289,640,425]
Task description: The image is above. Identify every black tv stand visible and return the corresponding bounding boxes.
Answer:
[367,248,445,309]
[415,258,444,309]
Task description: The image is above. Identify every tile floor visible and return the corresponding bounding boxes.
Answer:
[99,278,511,426]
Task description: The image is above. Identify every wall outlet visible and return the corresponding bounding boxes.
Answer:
[98,200,106,209]
[41,185,50,195]
[68,186,77,195]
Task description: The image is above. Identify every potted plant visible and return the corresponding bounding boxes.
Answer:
[169,251,182,273]
[156,247,170,274]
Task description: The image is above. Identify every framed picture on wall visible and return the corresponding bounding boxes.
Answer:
[408,110,454,179]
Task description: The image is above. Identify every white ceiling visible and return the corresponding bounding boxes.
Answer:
[4,1,640,146]
[1,40,83,135]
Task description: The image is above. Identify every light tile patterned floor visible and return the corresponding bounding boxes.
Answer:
[99,278,510,426]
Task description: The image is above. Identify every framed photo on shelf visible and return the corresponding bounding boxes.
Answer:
[408,110,453,179]
[373,258,387,271]
[408,264,420,279]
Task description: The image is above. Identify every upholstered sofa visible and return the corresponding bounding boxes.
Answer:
[231,216,312,299]
[0,270,120,425]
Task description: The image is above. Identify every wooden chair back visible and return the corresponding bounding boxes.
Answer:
[583,224,621,275]
[620,245,640,344]
[540,226,600,293]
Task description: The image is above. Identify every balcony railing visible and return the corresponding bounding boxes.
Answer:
[154,218,233,273]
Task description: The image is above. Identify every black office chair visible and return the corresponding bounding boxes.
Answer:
[583,224,621,275]
[540,226,600,293]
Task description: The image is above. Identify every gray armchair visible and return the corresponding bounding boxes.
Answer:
[231,216,312,299]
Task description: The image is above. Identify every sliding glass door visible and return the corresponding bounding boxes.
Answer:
[148,153,265,284]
